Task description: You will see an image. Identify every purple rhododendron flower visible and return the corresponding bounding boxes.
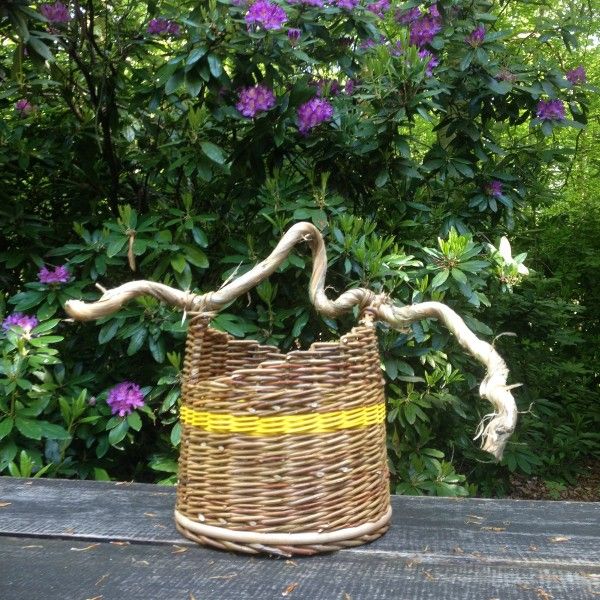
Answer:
[344,79,356,94]
[428,3,440,18]
[40,2,71,23]
[485,180,503,198]
[297,98,333,135]
[236,84,276,118]
[2,313,39,333]
[106,382,145,417]
[15,99,33,115]
[147,18,180,36]
[396,6,421,24]
[536,99,566,121]
[288,0,324,6]
[246,0,288,30]
[38,264,70,284]
[336,0,359,9]
[566,66,586,85]
[367,0,390,17]
[465,24,485,47]
[418,49,439,76]
[409,16,442,47]
[287,27,301,44]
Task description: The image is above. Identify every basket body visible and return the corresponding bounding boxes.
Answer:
[175,314,391,556]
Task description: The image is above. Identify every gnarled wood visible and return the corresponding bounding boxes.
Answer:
[64,222,518,459]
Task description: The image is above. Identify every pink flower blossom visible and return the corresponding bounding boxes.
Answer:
[107,382,145,417]
[38,264,70,284]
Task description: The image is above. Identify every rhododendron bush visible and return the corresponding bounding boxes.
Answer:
[0,0,597,492]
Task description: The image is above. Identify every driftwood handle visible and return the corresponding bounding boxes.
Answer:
[64,222,517,460]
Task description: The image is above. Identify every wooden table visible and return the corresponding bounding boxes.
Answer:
[0,477,598,599]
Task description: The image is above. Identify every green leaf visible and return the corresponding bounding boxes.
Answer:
[171,254,187,273]
[170,421,182,446]
[431,270,449,288]
[127,327,147,355]
[187,46,208,66]
[39,421,71,440]
[107,236,127,257]
[28,37,54,62]
[375,170,389,187]
[292,311,309,338]
[185,71,203,97]
[150,458,178,473]
[207,54,222,78]
[183,246,209,268]
[451,268,467,284]
[31,319,60,335]
[127,412,142,432]
[19,450,33,477]
[108,419,129,445]
[459,52,473,71]
[149,336,166,363]
[15,417,42,440]
[200,141,226,165]
[192,227,208,248]
[98,320,120,344]
[488,79,512,95]
[94,468,111,481]
[28,335,64,346]
[11,290,44,311]
[404,403,417,425]
[0,418,14,440]
[165,70,185,94]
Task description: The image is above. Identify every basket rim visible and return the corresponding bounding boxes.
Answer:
[174,506,392,546]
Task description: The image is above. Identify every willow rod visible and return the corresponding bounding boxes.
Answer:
[64,222,517,459]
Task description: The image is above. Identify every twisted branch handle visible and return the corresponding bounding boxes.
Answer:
[64,222,517,460]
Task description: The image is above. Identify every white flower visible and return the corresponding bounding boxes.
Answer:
[488,236,529,275]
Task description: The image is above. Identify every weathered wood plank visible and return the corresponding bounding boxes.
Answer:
[1,535,598,600]
[1,477,599,567]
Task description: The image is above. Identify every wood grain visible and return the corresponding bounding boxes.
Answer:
[2,535,598,600]
[1,478,599,562]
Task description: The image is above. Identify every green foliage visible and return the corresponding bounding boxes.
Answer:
[0,0,597,494]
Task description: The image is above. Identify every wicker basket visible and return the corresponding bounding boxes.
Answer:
[174,313,391,556]
[64,221,518,557]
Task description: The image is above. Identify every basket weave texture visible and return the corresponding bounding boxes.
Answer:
[174,313,391,556]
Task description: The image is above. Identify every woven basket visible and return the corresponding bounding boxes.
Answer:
[174,313,391,556]
[64,221,518,557]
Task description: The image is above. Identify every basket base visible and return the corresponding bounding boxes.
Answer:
[174,506,392,557]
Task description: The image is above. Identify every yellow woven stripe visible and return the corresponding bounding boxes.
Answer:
[180,402,385,436]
